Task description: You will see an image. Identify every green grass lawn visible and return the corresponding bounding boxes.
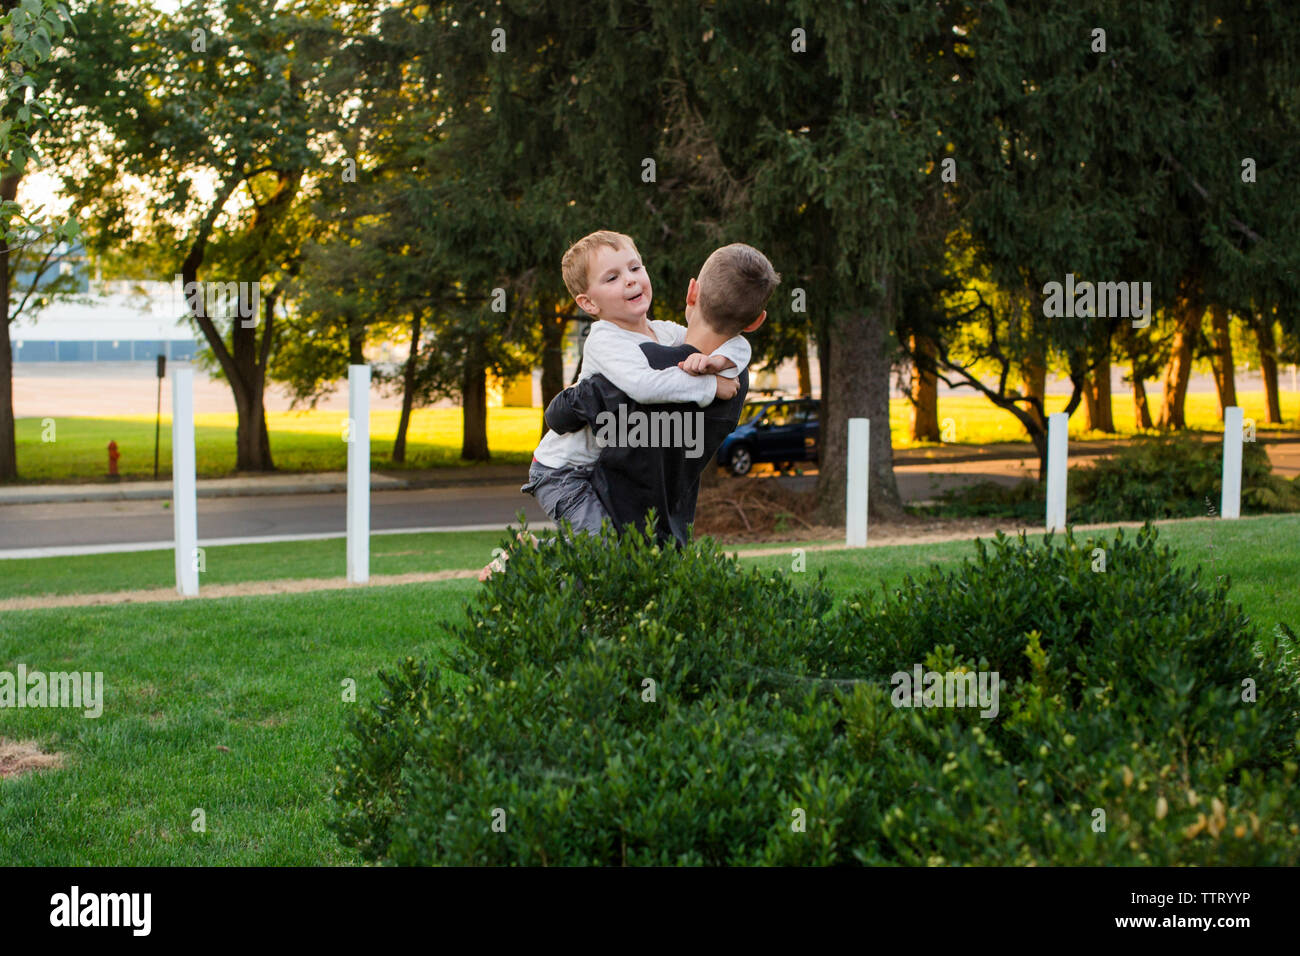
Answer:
[4,517,1298,641]
[14,388,1298,482]
[0,530,507,600]
[1,515,1296,865]
[13,408,543,482]
[0,582,476,865]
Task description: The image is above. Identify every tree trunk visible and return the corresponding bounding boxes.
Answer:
[1083,375,1099,430]
[348,314,365,366]
[1254,313,1283,424]
[1132,376,1154,430]
[179,170,294,474]
[908,334,940,442]
[1031,428,1048,483]
[1021,350,1047,435]
[796,335,813,397]
[814,324,830,477]
[0,169,21,481]
[228,359,273,471]
[815,297,902,524]
[232,392,273,472]
[1083,359,1116,433]
[0,298,13,482]
[461,344,490,461]
[231,291,274,473]
[235,169,295,473]
[393,307,422,463]
[1158,292,1200,430]
[816,327,830,412]
[1208,304,1236,419]
[540,298,567,439]
[227,284,274,472]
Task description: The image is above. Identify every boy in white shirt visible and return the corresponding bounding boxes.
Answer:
[524,229,750,537]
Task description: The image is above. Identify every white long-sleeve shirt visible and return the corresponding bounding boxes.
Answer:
[533,319,751,469]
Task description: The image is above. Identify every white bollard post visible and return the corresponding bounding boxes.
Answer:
[347,364,370,583]
[1221,406,1243,520]
[171,364,199,596]
[1045,412,1068,533]
[846,418,869,548]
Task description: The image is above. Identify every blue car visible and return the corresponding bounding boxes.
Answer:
[717,396,820,476]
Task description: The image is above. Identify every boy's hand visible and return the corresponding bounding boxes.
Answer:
[678,353,734,375]
[713,375,739,401]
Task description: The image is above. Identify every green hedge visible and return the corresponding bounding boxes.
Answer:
[1071,433,1300,521]
[331,521,1300,865]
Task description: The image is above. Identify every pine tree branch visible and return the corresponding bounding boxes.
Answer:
[1160,151,1263,243]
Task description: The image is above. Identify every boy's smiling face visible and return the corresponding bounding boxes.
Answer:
[575,243,653,327]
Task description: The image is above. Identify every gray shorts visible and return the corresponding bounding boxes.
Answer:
[521,459,610,535]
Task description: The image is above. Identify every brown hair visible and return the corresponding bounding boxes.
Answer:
[696,243,781,336]
[560,230,640,299]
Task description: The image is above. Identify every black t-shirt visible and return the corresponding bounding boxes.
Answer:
[543,341,749,546]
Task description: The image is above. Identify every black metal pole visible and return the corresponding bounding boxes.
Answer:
[154,354,166,479]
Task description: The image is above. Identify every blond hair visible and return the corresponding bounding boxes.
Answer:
[697,244,781,336]
[561,230,640,299]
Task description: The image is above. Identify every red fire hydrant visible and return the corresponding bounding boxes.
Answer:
[107,440,120,479]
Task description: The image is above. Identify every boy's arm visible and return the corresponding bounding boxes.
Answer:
[583,327,719,407]
[651,321,750,378]
[544,374,621,434]
[680,334,751,378]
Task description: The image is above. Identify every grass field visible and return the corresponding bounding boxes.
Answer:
[12,408,542,482]
[0,530,503,600]
[1,515,1296,865]
[889,388,1299,448]
[0,583,475,865]
[13,389,1298,482]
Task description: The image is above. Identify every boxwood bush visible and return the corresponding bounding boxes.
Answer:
[331,521,1300,865]
[1071,433,1300,522]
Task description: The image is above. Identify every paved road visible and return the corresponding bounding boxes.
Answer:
[0,484,550,553]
